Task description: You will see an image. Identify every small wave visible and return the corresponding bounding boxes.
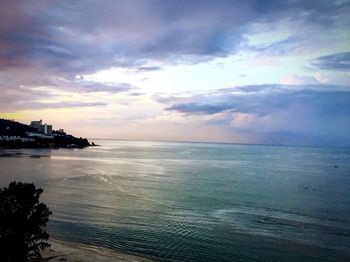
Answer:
[48,239,153,262]
[212,206,350,249]
[178,149,196,155]
[66,174,115,185]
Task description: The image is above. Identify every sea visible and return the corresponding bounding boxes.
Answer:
[1,139,350,261]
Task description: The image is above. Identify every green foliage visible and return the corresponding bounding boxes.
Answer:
[0,181,52,261]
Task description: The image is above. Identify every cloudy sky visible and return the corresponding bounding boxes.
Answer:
[1,0,349,146]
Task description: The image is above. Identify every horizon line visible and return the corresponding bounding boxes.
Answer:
[87,137,350,150]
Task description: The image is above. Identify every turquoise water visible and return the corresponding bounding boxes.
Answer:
[1,140,350,261]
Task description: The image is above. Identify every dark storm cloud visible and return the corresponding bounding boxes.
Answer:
[312,52,350,71]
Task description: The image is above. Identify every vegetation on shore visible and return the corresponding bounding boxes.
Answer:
[0,119,93,149]
[0,182,51,262]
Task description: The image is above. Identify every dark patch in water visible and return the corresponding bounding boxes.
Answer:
[0,152,24,158]
[0,151,50,158]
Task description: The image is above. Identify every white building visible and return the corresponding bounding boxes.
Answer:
[25,132,53,139]
[30,120,42,129]
[30,120,53,135]
[0,135,20,141]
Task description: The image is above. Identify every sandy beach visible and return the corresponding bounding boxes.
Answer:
[39,239,151,262]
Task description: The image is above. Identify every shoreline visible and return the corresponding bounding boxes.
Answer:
[39,239,152,262]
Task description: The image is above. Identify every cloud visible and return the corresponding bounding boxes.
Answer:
[0,68,137,111]
[1,0,348,73]
[14,101,107,111]
[167,103,233,115]
[0,1,349,145]
[165,84,350,117]
[136,66,162,72]
[281,74,320,85]
[73,82,137,93]
[247,37,300,56]
[128,92,145,96]
[0,0,348,92]
[162,84,350,146]
[312,52,350,71]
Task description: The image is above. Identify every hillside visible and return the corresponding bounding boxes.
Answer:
[0,119,92,149]
[0,119,37,136]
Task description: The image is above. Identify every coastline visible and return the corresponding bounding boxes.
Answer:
[0,119,94,149]
[39,239,152,262]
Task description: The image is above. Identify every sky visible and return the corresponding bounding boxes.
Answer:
[0,0,349,146]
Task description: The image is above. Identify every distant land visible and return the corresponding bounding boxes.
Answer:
[0,119,94,149]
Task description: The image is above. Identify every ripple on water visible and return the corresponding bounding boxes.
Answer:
[212,206,350,250]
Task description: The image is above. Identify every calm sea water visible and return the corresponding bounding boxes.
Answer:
[1,140,350,261]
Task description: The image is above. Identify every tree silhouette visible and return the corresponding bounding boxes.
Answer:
[0,181,52,261]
